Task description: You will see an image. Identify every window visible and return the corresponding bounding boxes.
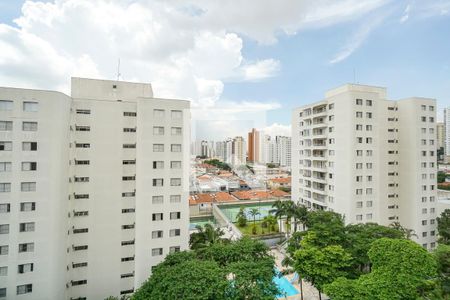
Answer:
[421,105,426,111]
[153,126,164,135]
[0,245,8,255]
[170,195,181,203]
[0,204,10,213]
[171,144,181,152]
[75,126,90,132]
[329,115,334,121]
[121,208,135,214]
[356,150,363,156]
[17,263,33,274]
[122,224,135,230]
[356,112,363,118]
[356,201,363,208]
[366,201,373,207]
[152,213,163,221]
[366,137,372,144]
[153,179,163,187]
[73,211,88,217]
[170,229,181,237]
[123,112,136,117]
[171,127,182,135]
[153,109,165,118]
[366,112,372,118]
[170,212,181,220]
[73,245,88,251]
[169,246,181,253]
[23,101,38,112]
[356,163,362,169]
[356,124,362,130]
[20,202,35,211]
[121,257,134,262]
[21,182,36,192]
[429,117,434,123]
[22,142,37,151]
[356,215,362,221]
[74,177,89,182]
[153,144,164,152]
[0,183,11,193]
[152,230,163,239]
[171,110,182,119]
[152,196,163,204]
[123,144,136,149]
[0,121,12,131]
[123,128,136,133]
[366,163,373,169]
[74,194,89,199]
[357,137,363,143]
[22,122,38,131]
[0,162,11,172]
[429,106,434,111]
[356,99,363,105]
[16,284,32,295]
[328,103,334,109]
[366,213,372,220]
[430,219,435,225]
[76,143,90,148]
[0,142,12,151]
[367,176,373,182]
[0,266,7,276]
[122,176,135,181]
[153,161,164,169]
[171,161,181,169]
[121,273,134,278]
[170,178,181,186]
[22,162,37,171]
[152,248,163,256]
[19,222,35,232]
[366,188,373,195]
[72,280,87,286]
[0,225,9,234]
[421,116,426,122]
[121,240,134,246]
[18,243,34,253]
[422,208,427,214]
[356,189,363,195]
[366,125,372,131]
[0,100,13,111]
[366,100,372,106]
[123,160,135,165]
[356,176,362,182]
[122,192,135,197]
[73,228,88,234]
[76,109,90,114]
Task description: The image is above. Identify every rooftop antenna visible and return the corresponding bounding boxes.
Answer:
[116,58,121,81]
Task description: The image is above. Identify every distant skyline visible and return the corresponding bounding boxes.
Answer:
[1,0,449,138]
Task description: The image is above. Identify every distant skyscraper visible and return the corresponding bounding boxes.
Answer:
[248,128,260,163]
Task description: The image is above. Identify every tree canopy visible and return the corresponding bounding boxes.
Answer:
[132,238,279,300]
[437,209,450,245]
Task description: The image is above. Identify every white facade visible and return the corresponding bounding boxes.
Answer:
[444,108,450,159]
[0,77,190,300]
[292,84,438,249]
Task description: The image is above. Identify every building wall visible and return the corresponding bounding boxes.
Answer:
[0,88,71,300]
[0,78,190,300]
[292,84,437,249]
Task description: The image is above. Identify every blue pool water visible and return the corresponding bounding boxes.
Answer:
[273,270,300,298]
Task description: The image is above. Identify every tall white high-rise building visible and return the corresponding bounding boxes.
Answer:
[0,77,190,300]
[292,84,438,249]
[444,108,450,161]
[275,136,291,168]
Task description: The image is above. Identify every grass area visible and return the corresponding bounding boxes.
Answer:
[237,221,280,236]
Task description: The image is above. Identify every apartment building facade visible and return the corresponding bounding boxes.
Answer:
[292,84,438,249]
[0,78,190,300]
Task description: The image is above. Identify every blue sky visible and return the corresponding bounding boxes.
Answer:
[0,0,449,138]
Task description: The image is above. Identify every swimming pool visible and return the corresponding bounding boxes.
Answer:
[273,269,300,298]
[189,216,216,230]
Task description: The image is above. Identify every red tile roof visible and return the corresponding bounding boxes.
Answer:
[231,189,290,200]
[269,177,291,184]
[189,192,238,205]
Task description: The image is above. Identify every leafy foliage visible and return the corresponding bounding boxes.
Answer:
[203,159,231,171]
[189,224,227,250]
[324,238,438,300]
[438,171,447,183]
[437,209,450,245]
[434,244,450,298]
[133,238,279,300]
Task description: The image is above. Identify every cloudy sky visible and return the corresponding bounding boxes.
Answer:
[1,0,450,139]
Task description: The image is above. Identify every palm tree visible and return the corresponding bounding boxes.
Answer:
[189,223,225,250]
[263,215,278,233]
[293,204,309,232]
[249,208,260,234]
[389,221,418,239]
[272,200,286,234]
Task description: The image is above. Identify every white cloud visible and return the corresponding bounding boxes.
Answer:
[400,4,410,23]
[0,0,391,108]
[241,59,280,81]
[329,11,389,64]
[262,123,291,137]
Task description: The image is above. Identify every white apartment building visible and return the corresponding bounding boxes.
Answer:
[444,108,450,161]
[0,77,190,300]
[275,136,292,168]
[292,84,438,249]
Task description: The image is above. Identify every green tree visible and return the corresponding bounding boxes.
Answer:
[304,210,346,247]
[248,208,260,235]
[438,171,447,183]
[292,203,308,232]
[434,244,450,299]
[389,221,418,239]
[343,223,404,276]
[235,207,247,227]
[293,232,352,300]
[272,200,286,235]
[189,224,227,250]
[133,238,279,300]
[437,209,450,245]
[324,238,438,300]
[263,215,277,233]
[132,259,228,300]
